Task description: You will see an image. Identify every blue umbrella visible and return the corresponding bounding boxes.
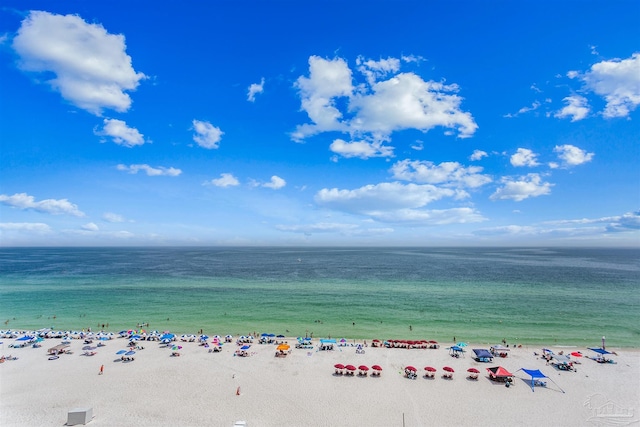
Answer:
[240,345,251,350]
[116,350,127,354]
[125,350,136,356]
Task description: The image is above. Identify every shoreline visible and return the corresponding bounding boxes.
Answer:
[1,331,638,426]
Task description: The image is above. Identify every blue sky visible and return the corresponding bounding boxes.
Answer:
[1,1,639,246]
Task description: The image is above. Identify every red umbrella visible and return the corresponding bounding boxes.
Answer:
[334,363,345,369]
[467,368,480,373]
[371,365,382,371]
[570,352,583,358]
[424,366,436,372]
[405,366,417,372]
[358,365,369,371]
[443,366,455,372]
[345,365,357,371]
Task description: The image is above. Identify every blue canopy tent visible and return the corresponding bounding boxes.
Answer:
[449,345,465,358]
[588,347,616,363]
[518,368,565,393]
[473,349,493,362]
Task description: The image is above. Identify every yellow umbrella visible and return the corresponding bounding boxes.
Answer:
[277,344,290,351]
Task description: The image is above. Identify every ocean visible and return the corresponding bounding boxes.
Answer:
[0,247,638,348]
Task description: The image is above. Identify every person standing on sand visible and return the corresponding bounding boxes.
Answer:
[99,365,104,375]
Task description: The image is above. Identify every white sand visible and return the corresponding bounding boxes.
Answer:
[1,338,638,426]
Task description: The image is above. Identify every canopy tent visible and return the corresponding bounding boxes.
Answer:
[487,366,513,380]
[518,368,565,393]
[473,349,493,362]
[588,347,612,355]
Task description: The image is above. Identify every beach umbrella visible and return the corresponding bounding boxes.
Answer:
[240,345,251,350]
[405,366,417,372]
[277,344,290,351]
[443,366,455,373]
[570,352,583,358]
[424,366,436,372]
[334,363,345,369]
[358,365,369,371]
[372,365,382,371]
[125,350,136,356]
[467,368,480,373]
[172,345,182,351]
[116,350,127,354]
[345,365,357,372]
[457,342,468,347]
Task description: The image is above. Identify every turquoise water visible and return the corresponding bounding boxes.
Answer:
[0,247,638,347]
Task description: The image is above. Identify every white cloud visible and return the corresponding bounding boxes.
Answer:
[206,173,240,187]
[0,192,84,216]
[103,212,125,222]
[263,176,286,189]
[573,52,640,118]
[390,159,491,188]
[330,138,394,159]
[81,222,99,231]
[247,77,265,102]
[553,144,594,167]
[490,173,553,201]
[315,182,459,215]
[95,118,146,147]
[504,101,541,118]
[469,150,488,161]
[12,11,145,115]
[292,55,477,144]
[356,56,401,86]
[544,210,640,232]
[0,222,51,232]
[366,207,485,225]
[192,119,223,149]
[292,56,353,140]
[510,148,540,167]
[554,95,590,121]
[116,164,182,176]
[349,72,478,138]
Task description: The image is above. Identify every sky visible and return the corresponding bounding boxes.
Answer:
[0,1,639,247]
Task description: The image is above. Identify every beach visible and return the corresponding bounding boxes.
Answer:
[1,334,638,426]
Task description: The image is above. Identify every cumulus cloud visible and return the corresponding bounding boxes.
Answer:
[469,150,488,161]
[206,173,240,187]
[0,222,51,232]
[292,55,477,145]
[103,212,125,222]
[262,176,286,189]
[315,182,465,219]
[192,119,224,149]
[116,164,182,176]
[247,77,265,102]
[570,52,640,118]
[95,118,146,147]
[81,222,99,231]
[330,138,394,159]
[12,11,145,115]
[490,173,553,201]
[510,148,540,167]
[390,159,491,189]
[554,95,590,121]
[0,192,84,216]
[356,56,401,86]
[553,144,594,167]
